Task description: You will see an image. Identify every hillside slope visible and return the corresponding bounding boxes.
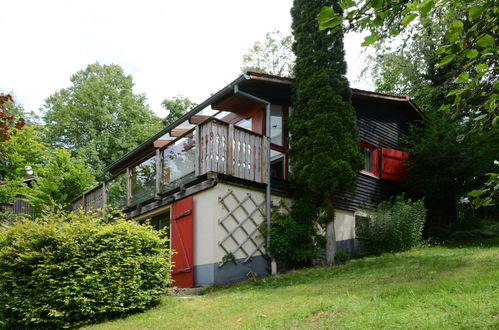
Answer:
[86,238,499,329]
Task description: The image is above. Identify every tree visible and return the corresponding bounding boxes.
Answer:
[290,0,363,265]
[0,94,25,143]
[318,0,498,128]
[342,5,498,220]
[42,63,163,179]
[0,124,96,214]
[162,95,197,126]
[241,30,295,77]
[403,112,499,230]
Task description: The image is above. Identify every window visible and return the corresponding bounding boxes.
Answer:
[270,105,283,146]
[270,149,285,179]
[359,141,378,177]
[235,117,252,131]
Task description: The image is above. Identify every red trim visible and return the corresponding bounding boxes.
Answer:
[359,141,379,177]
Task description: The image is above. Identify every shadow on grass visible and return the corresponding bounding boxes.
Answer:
[204,238,498,294]
[442,236,499,249]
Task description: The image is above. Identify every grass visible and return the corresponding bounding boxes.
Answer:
[85,238,499,329]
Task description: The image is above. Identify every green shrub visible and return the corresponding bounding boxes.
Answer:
[266,200,319,270]
[0,209,172,328]
[334,251,350,265]
[359,196,426,254]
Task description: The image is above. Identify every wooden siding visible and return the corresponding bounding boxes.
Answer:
[334,99,419,211]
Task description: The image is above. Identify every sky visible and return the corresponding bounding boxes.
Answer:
[1,0,371,118]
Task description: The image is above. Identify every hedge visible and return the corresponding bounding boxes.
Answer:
[0,210,172,328]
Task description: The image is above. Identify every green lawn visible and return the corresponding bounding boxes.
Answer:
[85,238,499,329]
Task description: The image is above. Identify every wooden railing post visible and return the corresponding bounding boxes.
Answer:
[261,137,267,184]
[195,126,200,176]
[82,193,86,212]
[155,148,163,197]
[227,124,234,176]
[101,182,107,209]
[126,167,132,207]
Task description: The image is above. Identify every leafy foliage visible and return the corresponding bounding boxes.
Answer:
[0,124,96,213]
[0,94,25,143]
[162,95,197,126]
[334,250,350,264]
[468,161,499,208]
[0,209,172,328]
[403,112,499,229]
[241,30,295,77]
[318,0,498,128]
[266,201,319,270]
[290,0,363,264]
[357,196,426,254]
[42,63,163,178]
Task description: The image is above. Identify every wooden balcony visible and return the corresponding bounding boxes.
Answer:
[73,118,267,212]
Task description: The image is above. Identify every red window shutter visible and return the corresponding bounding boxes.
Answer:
[381,148,409,181]
[171,196,194,288]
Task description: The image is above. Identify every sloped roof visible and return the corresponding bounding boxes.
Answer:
[104,72,424,174]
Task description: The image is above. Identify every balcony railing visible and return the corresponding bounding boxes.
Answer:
[72,118,267,212]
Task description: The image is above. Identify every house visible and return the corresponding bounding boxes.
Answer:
[72,72,424,288]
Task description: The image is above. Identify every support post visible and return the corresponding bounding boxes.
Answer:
[195,126,200,176]
[126,167,132,207]
[227,124,234,176]
[155,148,163,197]
[101,182,107,209]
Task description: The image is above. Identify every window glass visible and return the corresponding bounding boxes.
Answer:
[270,149,285,179]
[270,105,283,146]
[107,173,126,209]
[162,135,196,193]
[235,117,252,131]
[131,156,156,205]
[362,147,374,173]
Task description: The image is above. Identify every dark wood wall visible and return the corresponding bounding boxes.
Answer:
[334,98,419,211]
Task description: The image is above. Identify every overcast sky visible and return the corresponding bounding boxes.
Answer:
[1,0,371,118]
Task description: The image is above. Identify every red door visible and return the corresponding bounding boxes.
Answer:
[171,196,194,288]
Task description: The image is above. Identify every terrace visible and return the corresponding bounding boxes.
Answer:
[72,72,293,215]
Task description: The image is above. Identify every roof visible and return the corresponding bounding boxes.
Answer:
[104,72,424,174]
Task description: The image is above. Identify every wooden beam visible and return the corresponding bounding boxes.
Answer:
[153,139,174,149]
[189,115,211,125]
[170,128,191,137]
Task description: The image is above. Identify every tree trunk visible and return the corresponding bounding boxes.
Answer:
[325,220,336,265]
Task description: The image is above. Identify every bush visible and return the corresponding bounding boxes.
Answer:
[266,200,319,270]
[0,209,172,328]
[359,196,426,255]
[334,251,350,265]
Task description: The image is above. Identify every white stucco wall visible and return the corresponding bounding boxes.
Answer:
[334,209,355,241]
[193,182,291,266]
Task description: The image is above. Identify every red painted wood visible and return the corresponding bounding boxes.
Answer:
[381,148,409,181]
[171,196,194,288]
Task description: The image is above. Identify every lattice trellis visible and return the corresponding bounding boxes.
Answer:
[218,189,266,266]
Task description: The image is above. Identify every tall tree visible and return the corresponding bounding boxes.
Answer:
[42,63,162,179]
[318,0,498,128]
[162,95,197,126]
[290,0,363,265]
[241,30,295,77]
[352,8,499,225]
